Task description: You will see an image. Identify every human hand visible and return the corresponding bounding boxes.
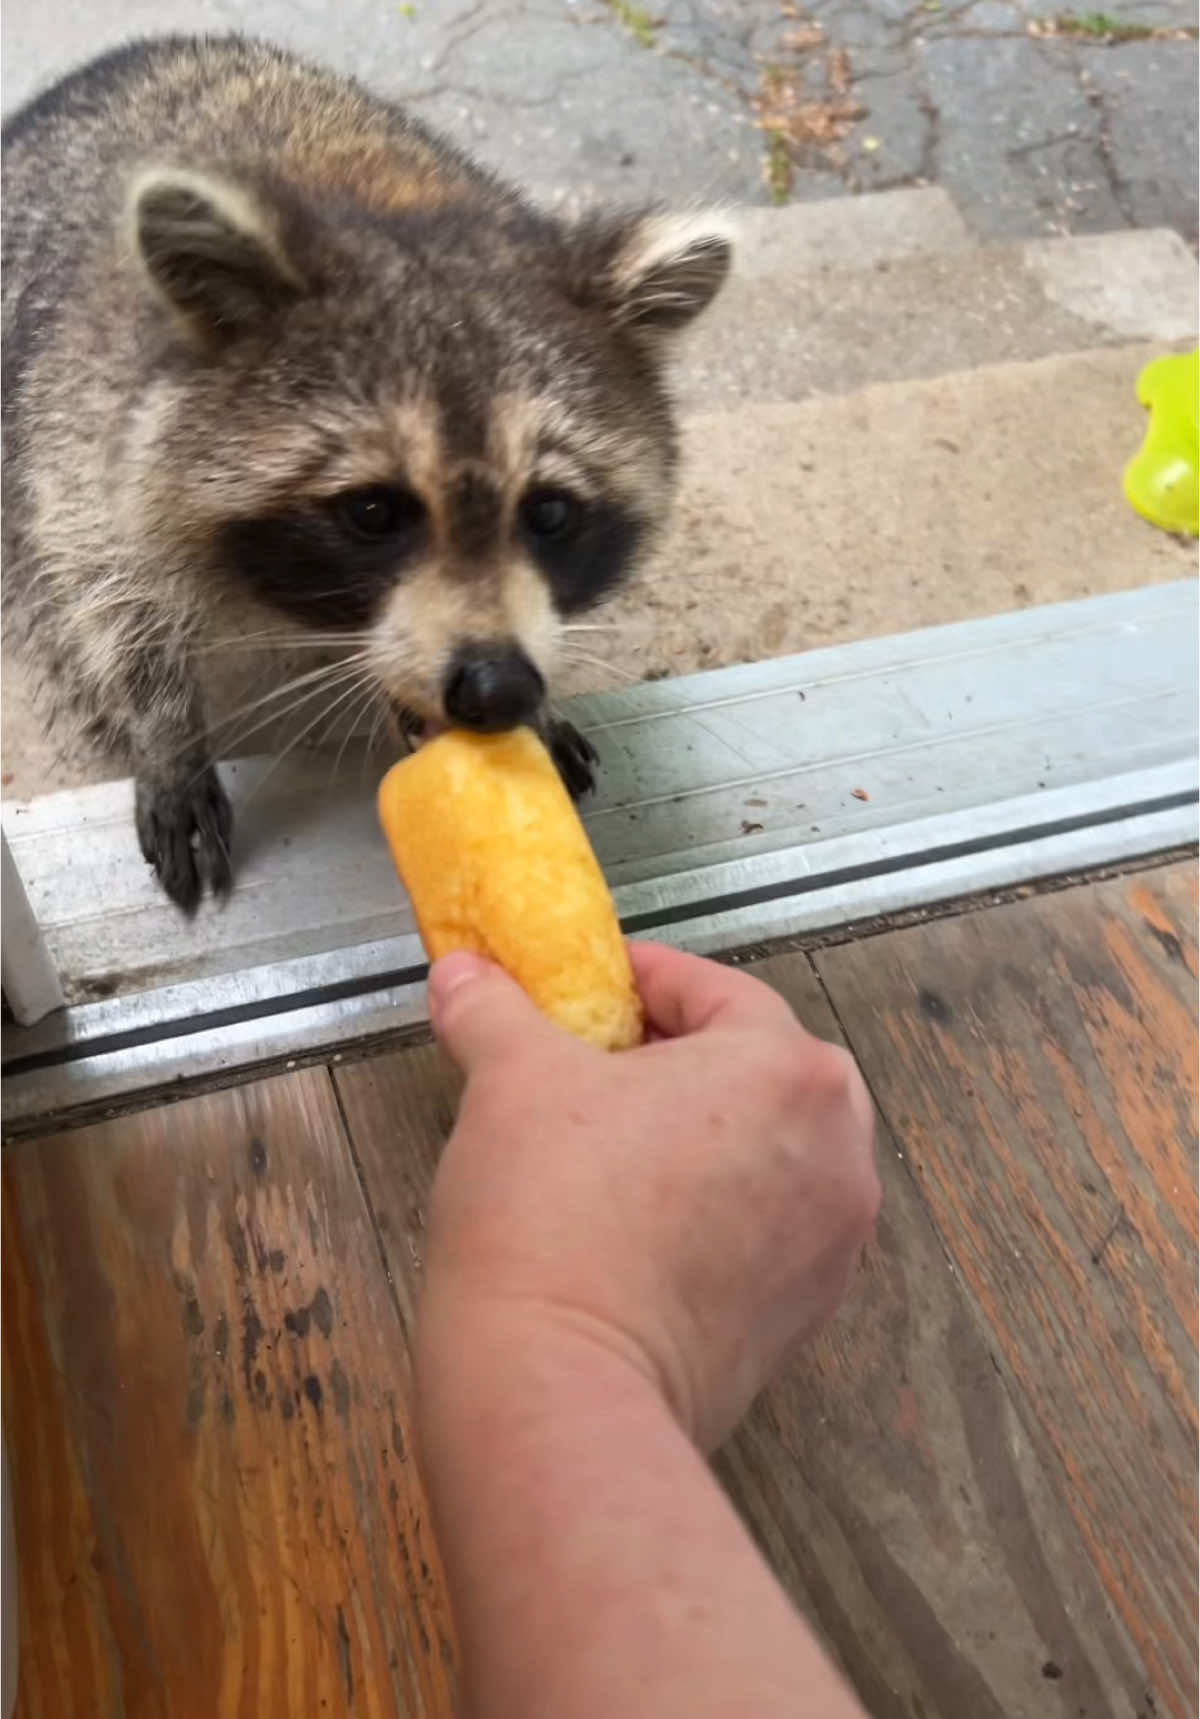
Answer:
[419,943,880,1450]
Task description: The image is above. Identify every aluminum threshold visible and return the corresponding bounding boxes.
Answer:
[4,581,1196,1129]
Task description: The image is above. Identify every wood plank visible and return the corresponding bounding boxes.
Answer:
[2,1069,456,1719]
[335,954,1150,1719]
[815,861,1198,1719]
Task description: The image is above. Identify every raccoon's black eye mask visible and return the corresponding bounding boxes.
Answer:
[517,488,646,615]
[217,489,428,628]
[217,472,645,627]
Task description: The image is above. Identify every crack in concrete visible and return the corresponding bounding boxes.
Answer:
[1006,123,1087,157]
[455,0,1177,220]
[1076,56,1137,225]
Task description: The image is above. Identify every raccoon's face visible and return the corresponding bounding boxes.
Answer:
[127,168,731,733]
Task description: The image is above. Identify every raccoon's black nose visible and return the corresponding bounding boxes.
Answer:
[443,644,546,732]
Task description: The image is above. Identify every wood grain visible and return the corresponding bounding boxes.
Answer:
[6,864,1191,1719]
[815,861,1198,1719]
[332,1045,461,1345]
[336,953,1152,1719]
[2,1069,456,1719]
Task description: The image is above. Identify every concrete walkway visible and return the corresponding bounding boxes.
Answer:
[2,0,1196,240]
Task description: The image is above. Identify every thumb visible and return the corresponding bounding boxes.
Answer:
[428,950,556,1073]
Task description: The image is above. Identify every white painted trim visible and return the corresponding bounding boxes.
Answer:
[1,830,65,1026]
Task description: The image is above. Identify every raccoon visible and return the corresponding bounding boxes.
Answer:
[2,35,730,911]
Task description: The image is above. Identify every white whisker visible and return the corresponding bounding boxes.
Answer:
[323,687,383,787]
[328,684,384,782]
[239,675,378,808]
[204,657,372,762]
[559,646,640,684]
[361,699,394,785]
[195,629,375,655]
[206,654,371,742]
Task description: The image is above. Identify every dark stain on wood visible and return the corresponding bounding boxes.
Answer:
[388,1395,409,1463]
[226,1212,250,1278]
[3,1068,457,1716]
[241,1304,265,1394]
[331,1360,352,1422]
[336,1604,354,1704]
[917,987,951,1022]
[182,1294,205,1339]
[285,1286,334,1341]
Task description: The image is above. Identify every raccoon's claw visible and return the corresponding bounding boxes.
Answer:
[135,766,234,914]
[546,718,598,801]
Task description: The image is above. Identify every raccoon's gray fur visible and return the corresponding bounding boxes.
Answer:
[2,36,730,910]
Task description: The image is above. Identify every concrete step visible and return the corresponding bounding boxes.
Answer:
[674,226,1198,412]
[722,187,973,275]
[532,184,973,269]
[593,344,1196,685]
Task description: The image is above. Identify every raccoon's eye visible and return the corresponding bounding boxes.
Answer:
[520,487,581,541]
[334,484,423,542]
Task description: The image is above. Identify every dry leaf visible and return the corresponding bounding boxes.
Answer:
[755,61,863,145]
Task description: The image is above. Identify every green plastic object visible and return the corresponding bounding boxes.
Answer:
[1123,348,1198,537]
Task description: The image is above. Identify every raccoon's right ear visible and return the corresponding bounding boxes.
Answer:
[128,168,305,338]
[566,209,734,345]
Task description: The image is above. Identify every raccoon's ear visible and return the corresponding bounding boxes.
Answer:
[569,211,733,342]
[129,168,305,337]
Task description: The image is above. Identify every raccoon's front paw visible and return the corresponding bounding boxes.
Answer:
[546,718,598,801]
[135,766,234,914]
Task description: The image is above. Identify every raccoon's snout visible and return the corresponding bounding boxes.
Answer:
[443,642,546,733]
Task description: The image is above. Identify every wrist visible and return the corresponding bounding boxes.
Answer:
[416,1273,670,1444]
[413,1275,849,1719]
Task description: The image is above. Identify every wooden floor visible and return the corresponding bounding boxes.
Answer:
[3,859,1196,1719]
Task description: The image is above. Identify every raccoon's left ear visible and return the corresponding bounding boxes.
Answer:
[569,211,733,343]
[128,167,306,339]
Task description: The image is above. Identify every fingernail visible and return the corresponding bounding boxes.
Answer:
[429,951,490,1004]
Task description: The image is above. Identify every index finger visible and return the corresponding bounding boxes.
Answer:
[628,942,799,1040]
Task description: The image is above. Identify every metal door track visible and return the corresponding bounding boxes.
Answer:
[4,582,1196,1130]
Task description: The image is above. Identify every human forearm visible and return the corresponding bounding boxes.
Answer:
[417,1296,867,1719]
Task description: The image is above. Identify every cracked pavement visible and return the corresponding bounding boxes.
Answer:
[1,0,1196,238]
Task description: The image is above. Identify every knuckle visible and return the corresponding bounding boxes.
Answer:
[820,1041,865,1100]
[778,1035,862,1108]
[774,1038,880,1233]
